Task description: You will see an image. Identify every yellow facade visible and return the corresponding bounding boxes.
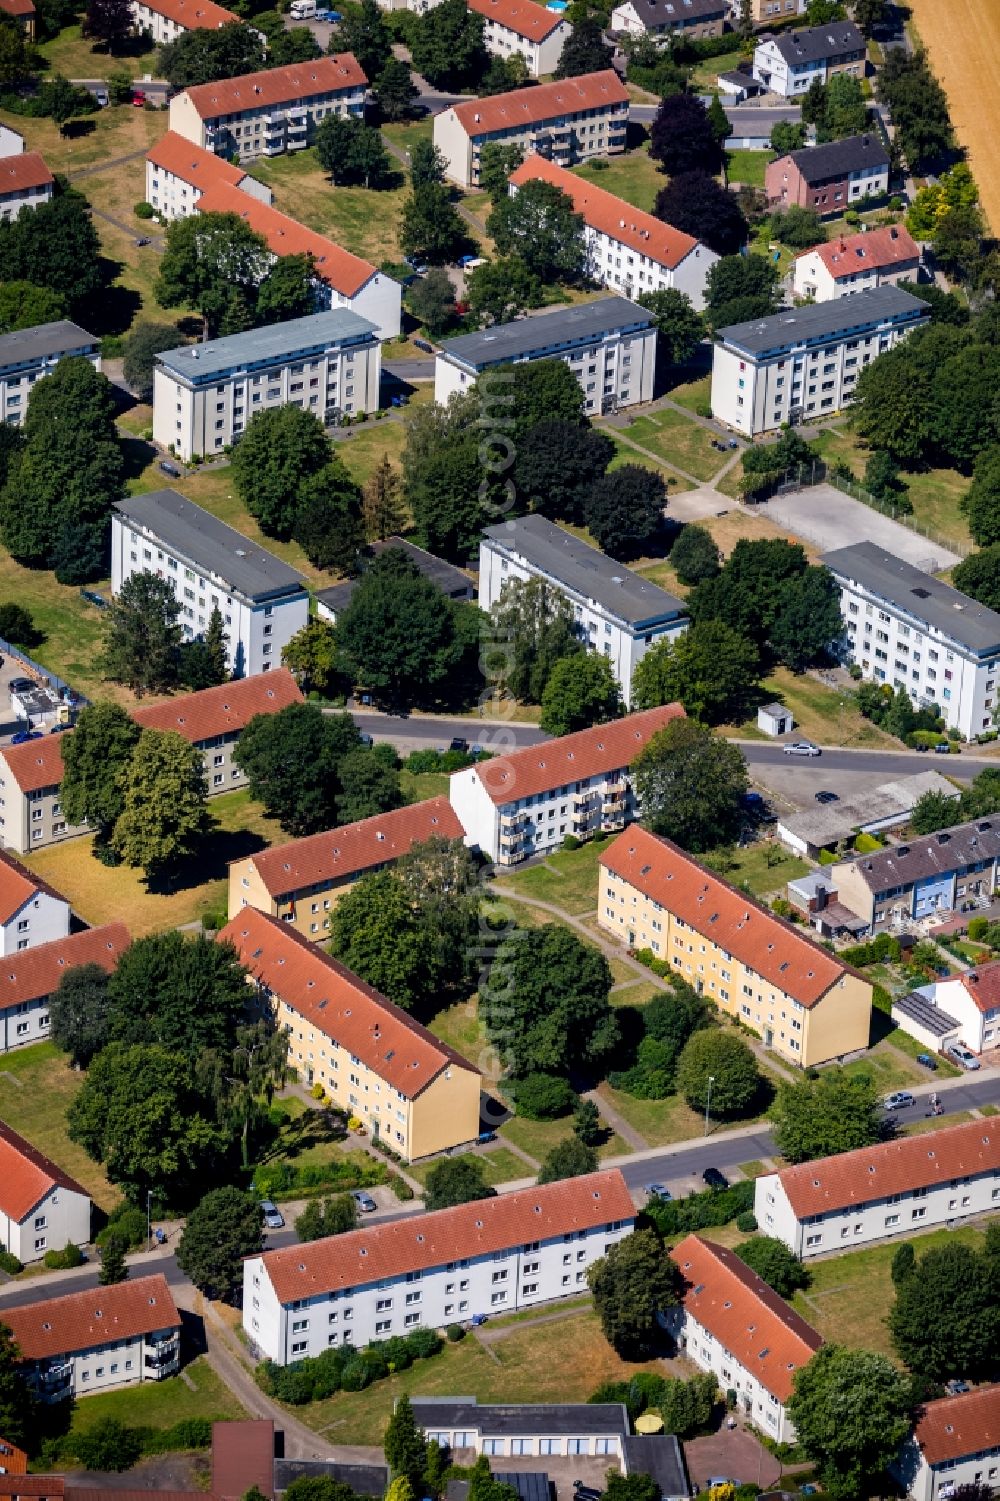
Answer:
[228,856,360,939]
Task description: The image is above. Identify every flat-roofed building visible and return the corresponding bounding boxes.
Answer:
[0,849,69,956]
[598,824,873,1066]
[448,703,685,865]
[243,1169,634,1361]
[822,541,1000,741]
[0,924,129,1055]
[830,815,1000,932]
[0,151,52,221]
[145,132,274,220]
[894,1384,1000,1501]
[130,0,241,46]
[434,70,629,188]
[168,54,367,159]
[0,321,99,429]
[792,223,920,301]
[908,960,1000,1057]
[467,0,572,77]
[610,0,725,39]
[0,739,84,855]
[152,308,381,460]
[112,490,309,678]
[711,285,928,436]
[0,1121,91,1264]
[662,1234,822,1443]
[435,296,656,416]
[765,133,890,211]
[479,515,687,706]
[755,1117,1000,1258]
[228,796,465,933]
[752,21,865,95]
[315,539,472,624]
[508,155,717,309]
[219,907,482,1159]
[411,1399,630,1458]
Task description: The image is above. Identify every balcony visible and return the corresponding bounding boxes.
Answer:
[37,1364,72,1401]
[144,1337,180,1375]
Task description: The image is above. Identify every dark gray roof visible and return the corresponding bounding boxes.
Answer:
[274,1461,388,1497]
[624,0,727,26]
[835,817,1000,894]
[892,990,960,1040]
[821,541,1000,658]
[315,539,472,618]
[496,1475,552,1501]
[113,490,306,604]
[411,1399,629,1437]
[439,298,652,372]
[482,515,686,630]
[785,132,889,183]
[716,285,927,357]
[0,319,98,373]
[156,308,377,383]
[621,1436,690,1501]
[764,20,864,64]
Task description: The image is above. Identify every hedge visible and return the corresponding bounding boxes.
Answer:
[257,1327,443,1405]
[841,932,900,968]
[252,1156,385,1200]
[643,1179,754,1236]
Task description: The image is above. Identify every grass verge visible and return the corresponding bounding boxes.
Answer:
[0,1041,114,1210]
[67,1355,246,1436]
[570,146,663,214]
[407,1147,527,1189]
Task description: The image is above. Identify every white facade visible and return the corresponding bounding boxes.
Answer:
[0,1181,91,1266]
[144,154,273,220]
[894,1388,1000,1501]
[129,0,240,46]
[471,1,571,78]
[582,219,714,310]
[0,887,69,957]
[659,1304,798,1443]
[0,152,53,222]
[752,28,864,96]
[0,321,100,429]
[167,60,367,161]
[792,237,920,301]
[450,755,636,865]
[911,974,1000,1055]
[414,1402,628,1459]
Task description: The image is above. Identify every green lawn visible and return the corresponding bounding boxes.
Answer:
[66,1356,246,1438]
[332,413,412,488]
[610,979,663,1009]
[842,1038,945,1092]
[630,556,687,595]
[38,24,158,80]
[726,150,775,189]
[408,1147,527,1189]
[689,45,750,91]
[700,841,810,899]
[381,117,435,155]
[571,147,664,214]
[500,1111,629,1165]
[609,407,723,481]
[667,372,712,414]
[0,552,114,704]
[498,837,614,915]
[606,432,693,493]
[728,667,898,748]
[880,1024,962,1077]
[595,1081,708,1148]
[399,769,451,803]
[250,147,409,265]
[0,1042,114,1211]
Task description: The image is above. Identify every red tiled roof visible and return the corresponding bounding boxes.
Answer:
[601,826,851,1008]
[211,1419,275,1500]
[0,0,35,18]
[0,923,129,1016]
[0,847,56,924]
[914,1384,1000,1465]
[468,0,564,42]
[4,1275,180,1361]
[0,1482,62,1499]
[147,131,250,190]
[0,1119,89,1223]
[468,704,685,807]
[672,1234,821,1402]
[0,1438,28,1476]
[509,154,699,270]
[957,959,1000,1016]
[0,737,66,794]
[0,152,52,196]
[132,668,302,746]
[137,0,240,29]
[195,179,377,297]
[774,1117,1000,1219]
[217,908,480,1098]
[184,53,366,119]
[246,795,465,899]
[451,70,628,136]
[259,1169,635,1303]
[798,223,919,278]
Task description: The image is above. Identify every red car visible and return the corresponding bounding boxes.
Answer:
[131,91,146,106]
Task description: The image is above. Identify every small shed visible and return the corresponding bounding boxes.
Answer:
[891,990,960,1054]
[758,702,793,737]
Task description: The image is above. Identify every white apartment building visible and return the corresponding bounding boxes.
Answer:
[111,490,309,679]
[479,515,688,707]
[467,0,572,78]
[5,1276,181,1402]
[894,1385,1000,1501]
[611,0,726,38]
[411,1399,629,1459]
[435,296,656,417]
[145,132,274,220]
[0,321,100,429]
[0,1122,91,1265]
[0,150,52,221]
[434,70,629,188]
[792,224,920,302]
[661,1234,822,1443]
[0,850,69,955]
[0,738,84,855]
[509,155,717,310]
[243,1170,634,1363]
[130,0,241,47]
[168,54,367,160]
[152,308,381,461]
[755,1117,1000,1259]
[752,21,865,95]
[0,924,129,1056]
[0,124,25,156]
[448,702,685,865]
[823,541,1000,740]
[909,960,1000,1056]
[710,285,929,437]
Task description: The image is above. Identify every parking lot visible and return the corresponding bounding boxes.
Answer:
[756,484,961,572]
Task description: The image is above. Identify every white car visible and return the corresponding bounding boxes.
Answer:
[946,1042,981,1071]
[783,741,821,757]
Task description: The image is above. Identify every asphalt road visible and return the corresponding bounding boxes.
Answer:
[350,709,548,751]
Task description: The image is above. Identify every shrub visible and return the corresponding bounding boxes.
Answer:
[134,201,155,219]
[43,1243,84,1269]
[407,1326,443,1359]
[447,1323,466,1342]
[735,1211,758,1232]
[968,916,989,941]
[854,832,884,853]
[511,1072,575,1120]
[644,1179,754,1236]
[310,1081,327,1100]
[145,1417,213,1453]
[0,1250,22,1274]
[562,834,581,851]
[73,1418,143,1471]
[340,1356,372,1391]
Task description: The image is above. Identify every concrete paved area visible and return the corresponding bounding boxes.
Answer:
[755,484,961,572]
[684,1429,782,1491]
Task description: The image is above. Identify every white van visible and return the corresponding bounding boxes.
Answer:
[290,0,316,18]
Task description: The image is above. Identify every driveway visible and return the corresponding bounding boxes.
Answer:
[755,484,961,572]
[684,1430,782,1491]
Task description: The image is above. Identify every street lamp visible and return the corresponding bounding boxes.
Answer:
[704,1075,715,1137]
[147,1189,153,1253]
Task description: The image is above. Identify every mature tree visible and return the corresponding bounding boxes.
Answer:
[0,280,66,333]
[409,138,448,190]
[0,1323,36,1448]
[514,420,612,523]
[235,704,361,835]
[864,449,906,506]
[264,20,322,65]
[376,57,418,121]
[788,1345,912,1500]
[889,1242,1000,1380]
[735,1237,809,1298]
[406,434,481,561]
[0,602,35,646]
[329,871,439,1012]
[316,115,392,187]
[489,575,583,704]
[487,180,586,284]
[255,252,317,327]
[295,1193,358,1243]
[384,1396,429,1494]
[106,930,247,1058]
[0,16,38,87]
[156,211,271,338]
[965,448,1000,546]
[675,1028,760,1117]
[101,574,182,696]
[230,404,331,540]
[396,835,481,997]
[98,1232,129,1286]
[650,93,722,175]
[83,0,131,49]
[336,746,403,824]
[409,0,487,90]
[177,1187,261,1302]
[891,1241,916,1286]
[424,1156,496,1211]
[504,357,588,438]
[409,267,457,336]
[282,618,341,698]
[689,538,839,671]
[636,288,703,367]
[122,321,180,404]
[770,1068,887,1163]
[50,962,114,1069]
[466,1459,518,1501]
[0,185,102,311]
[670,524,720,586]
[482,924,618,1078]
[585,464,666,559]
[589,1228,680,1358]
[158,21,265,88]
[538,1135,599,1183]
[815,73,869,140]
[658,1373,718,1439]
[771,119,807,154]
[633,717,749,853]
[467,257,539,328]
[112,729,209,881]
[477,141,525,205]
[705,253,779,330]
[877,46,953,170]
[631,620,760,726]
[292,465,365,575]
[573,1096,602,1146]
[853,0,886,32]
[480,53,528,96]
[60,702,141,844]
[337,0,391,78]
[554,15,608,75]
[654,172,748,257]
[401,183,468,266]
[540,652,623,736]
[362,454,406,543]
[768,564,843,672]
[953,545,1000,613]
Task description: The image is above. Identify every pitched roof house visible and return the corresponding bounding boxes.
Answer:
[0,1120,92,1266]
[792,223,920,301]
[0,922,129,1057]
[894,1384,1000,1501]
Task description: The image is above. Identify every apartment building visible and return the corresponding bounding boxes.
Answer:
[112,490,309,679]
[479,515,688,707]
[710,285,929,436]
[792,224,920,301]
[0,738,84,855]
[219,907,482,1159]
[0,1437,27,1475]
[243,1169,634,1362]
[433,70,629,188]
[509,155,717,309]
[227,796,465,933]
[610,0,725,39]
[411,1399,629,1458]
[5,1275,181,1402]
[152,308,381,461]
[435,296,656,417]
[168,54,368,160]
[0,321,100,430]
[752,21,865,95]
[597,825,873,1066]
[755,1117,1000,1258]
[468,0,571,78]
[661,1234,822,1443]
[726,0,804,25]
[133,669,303,796]
[910,960,1000,1056]
[0,1122,90,1265]
[0,850,69,955]
[145,132,274,220]
[0,150,52,221]
[766,134,890,211]
[894,1385,1000,1501]
[0,924,129,1056]
[130,0,241,46]
[831,817,1000,932]
[448,703,685,865]
[315,538,473,624]
[822,541,1000,741]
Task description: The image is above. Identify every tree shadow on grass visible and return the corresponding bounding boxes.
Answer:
[257,1106,348,1166]
[62,118,97,141]
[82,258,143,338]
[145,822,271,896]
[120,433,157,482]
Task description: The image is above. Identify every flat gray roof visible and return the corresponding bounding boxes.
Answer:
[411,1399,629,1437]
[0,320,98,372]
[274,1462,388,1497]
[621,1436,690,1501]
[315,539,473,618]
[482,515,685,629]
[778,771,958,848]
[892,989,959,1039]
[113,490,306,604]
[716,285,927,357]
[439,298,652,372]
[821,541,1000,657]
[156,308,377,382]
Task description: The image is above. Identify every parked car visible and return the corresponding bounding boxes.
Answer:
[783,741,821,757]
[10,729,41,744]
[260,1199,285,1230]
[413,337,434,352]
[8,678,32,695]
[449,737,468,753]
[646,1183,672,1201]
[79,589,107,610]
[358,731,373,747]
[135,236,151,247]
[703,1167,729,1190]
[353,1190,377,1213]
[159,459,182,477]
[934,742,951,754]
[916,1052,939,1070]
[132,91,146,106]
[814,790,839,804]
[946,1042,981,1070]
[573,1485,602,1501]
[883,1091,915,1111]
[946,1379,971,1395]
